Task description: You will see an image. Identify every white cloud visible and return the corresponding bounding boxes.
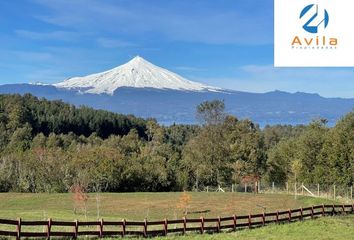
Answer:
[15,30,80,41]
[13,51,53,61]
[31,0,273,45]
[239,65,354,83]
[96,38,136,48]
[26,69,67,83]
[192,65,354,98]
[174,66,206,72]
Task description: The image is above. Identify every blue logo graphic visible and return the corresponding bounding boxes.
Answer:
[300,4,329,34]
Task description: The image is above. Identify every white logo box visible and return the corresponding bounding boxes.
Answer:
[274,0,354,67]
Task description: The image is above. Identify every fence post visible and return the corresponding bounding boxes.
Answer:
[248,214,251,229]
[317,184,320,197]
[300,207,303,221]
[164,219,168,236]
[200,217,204,234]
[245,183,247,193]
[341,204,345,214]
[258,181,261,193]
[294,182,297,199]
[276,211,279,224]
[286,182,289,194]
[206,186,209,193]
[47,218,52,240]
[99,219,103,238]
[183,217,186,235]
[143,218,147,238]
[301,183,304,195]
[311,206,314,219]
[332,204,335,215]
[272,182,275,193]
[16,218,21,240]
[333,185,336,200]
[262,212,265,226]
[288,209,291,223]
[233,215,237,231]
[322,204,325,216]
[217,216,221,233]
[74,220,78,239]
[122,219,126,237]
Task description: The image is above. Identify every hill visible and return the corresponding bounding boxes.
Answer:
[0,93,147,139]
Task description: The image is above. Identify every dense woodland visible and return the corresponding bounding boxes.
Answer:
[0,94,353,193]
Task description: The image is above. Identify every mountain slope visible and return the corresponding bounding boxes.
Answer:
[54,56,220,95]
[0,57,353,126]
[1,84,353,126]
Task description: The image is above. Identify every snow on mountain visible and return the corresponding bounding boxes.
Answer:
[54,56,221,95]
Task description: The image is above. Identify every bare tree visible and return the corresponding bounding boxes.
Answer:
[70,183,89,219]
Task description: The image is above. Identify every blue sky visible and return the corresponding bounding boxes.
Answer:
[0,0,354,98]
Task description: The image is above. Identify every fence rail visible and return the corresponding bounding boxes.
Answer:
[201,183,354,203]
[0,204,353,239]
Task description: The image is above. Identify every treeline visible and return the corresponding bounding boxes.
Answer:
[267,115,354,186]
[0,94,147,140]
[0,94,352,193]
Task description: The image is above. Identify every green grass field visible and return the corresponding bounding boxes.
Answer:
[0,192,338,221]
[154,215,354,240]
[0,192,351,239]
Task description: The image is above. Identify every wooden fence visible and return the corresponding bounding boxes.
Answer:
[0,204,353,239]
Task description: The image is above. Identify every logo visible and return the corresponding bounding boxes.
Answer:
[291,3,337,49]
[300,4,329,34]
[275,0,354,67]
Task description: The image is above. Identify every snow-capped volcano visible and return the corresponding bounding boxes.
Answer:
[2,55,354,126]
[54,56,220,95]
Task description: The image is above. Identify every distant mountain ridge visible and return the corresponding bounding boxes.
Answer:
[0,57,353,126]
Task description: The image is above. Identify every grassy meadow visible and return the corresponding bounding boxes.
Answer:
[0,192,338,221]
[154,215,354,240]
[0,192,350,239]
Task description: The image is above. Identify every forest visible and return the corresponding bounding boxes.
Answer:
[0,94,353,193]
